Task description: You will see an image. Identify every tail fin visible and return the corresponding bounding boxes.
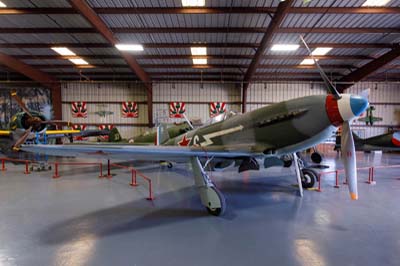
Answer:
[352,131,362,141]
[156,124,170,145]
[108,128,122,142]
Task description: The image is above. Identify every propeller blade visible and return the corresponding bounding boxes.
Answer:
[341,121,358,200]
[299,35,341,99]
[13,126,33,150]
[10,91,33,117]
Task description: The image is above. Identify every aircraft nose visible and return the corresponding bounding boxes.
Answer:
[350,95,369,117]
[325,94,369,126]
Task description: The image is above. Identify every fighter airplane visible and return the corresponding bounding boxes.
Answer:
[358,106,383,126]
[20,36,369,216]
[335,131,400,152]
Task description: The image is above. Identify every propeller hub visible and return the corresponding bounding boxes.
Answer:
[392,132,400,147]
[325,94,369,126]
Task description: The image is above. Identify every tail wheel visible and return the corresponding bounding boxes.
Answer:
[311,152,323,164]
[301,168,317,188]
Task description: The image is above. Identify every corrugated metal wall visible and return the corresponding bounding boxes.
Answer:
[153,82,242,125]
[62,82,148,138]
[61,81,400,140]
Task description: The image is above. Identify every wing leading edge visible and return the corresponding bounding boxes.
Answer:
[20,144,261,162]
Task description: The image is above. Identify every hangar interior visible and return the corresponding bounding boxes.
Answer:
[0,0,400,266]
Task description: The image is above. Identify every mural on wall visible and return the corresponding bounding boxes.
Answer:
[0,88,52,129]
[71,101,87,118]
[71,124,87,141]
[169,102,186,118]
[210,102,226,118]
[98,124,114,140]
[122,101,139,118]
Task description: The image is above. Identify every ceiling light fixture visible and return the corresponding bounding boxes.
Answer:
[191,47,207,56]
[69,58,89,65]
[115,44,144,51]
[51,47,76,56]
[182,0,205,7]
[311,47,333,56]
[193,58,207,65]
[362,0,391,6]
[270,44,300,51]
[300,59,318,65]
[0,1,6,8]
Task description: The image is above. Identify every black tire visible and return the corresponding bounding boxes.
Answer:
[167,162,173,168]
[301,168,317,188]
[206,186,226,216]
[311,152,323,164]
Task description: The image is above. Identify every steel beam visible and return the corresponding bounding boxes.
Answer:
[1,7,399,14]
[0,42,395,49]
[0,27,398,34]
[12,54,374,60]
[337,44,400,92]
[242,0,293,113]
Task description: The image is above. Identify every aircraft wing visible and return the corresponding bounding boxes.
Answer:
[20,143,263,161]
[0,130,11,136]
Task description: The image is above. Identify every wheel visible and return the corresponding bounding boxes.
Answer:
[311,152,323,164]
[167,162,173,168]
[301,168,317,188]
[205,186,226,216]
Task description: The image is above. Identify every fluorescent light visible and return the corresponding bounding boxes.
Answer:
[271,44,300,51]
[191,47,207,56]
[0,1,6,7]
[51,47,76,56]
[193,58,207,65]
[69,58,89,65]
[115,44,144,51]
[300,59,318,65]
[362,0,391,6]
[311,47,333,56]
[182,0,205,7]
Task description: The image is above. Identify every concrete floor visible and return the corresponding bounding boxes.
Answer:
[0,152,400,266]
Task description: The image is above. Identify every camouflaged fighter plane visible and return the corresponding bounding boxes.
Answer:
[335,131,400,152]
[20,37,369,216]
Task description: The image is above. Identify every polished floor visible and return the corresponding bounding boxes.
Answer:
[0,152,400,266]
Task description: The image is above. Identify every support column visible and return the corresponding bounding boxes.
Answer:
[147,83,154,127]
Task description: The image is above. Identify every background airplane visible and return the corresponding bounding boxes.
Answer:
[358,106,383,126]
[335,131,400,152]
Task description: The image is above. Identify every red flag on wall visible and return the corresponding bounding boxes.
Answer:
[169,102,186,118]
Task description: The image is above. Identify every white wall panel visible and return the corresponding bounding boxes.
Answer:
[153,82,242,125]
[61,82,148,139]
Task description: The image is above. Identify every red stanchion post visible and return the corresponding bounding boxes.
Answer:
[1,158,6,171]
[130,169,138,187]
[317,174,322,192]
[334,170,340,188]
[368,167,376,185]
[24,161,30,174]
[146,179,154,200]
[107,159,112,179]
[98,163,103,178]
[52,162,60,178]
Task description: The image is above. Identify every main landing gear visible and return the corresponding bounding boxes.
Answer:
[190,157,226,216]
[293,153,318,197]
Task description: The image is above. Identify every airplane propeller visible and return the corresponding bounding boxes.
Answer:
[12,126,33,151]
[299,35,341,100]
[299,36,368,200]
[341,122,358,200]
[10,91,73,131]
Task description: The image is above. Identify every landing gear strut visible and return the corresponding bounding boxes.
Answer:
[190,157,226,216]
[293,153,318,196]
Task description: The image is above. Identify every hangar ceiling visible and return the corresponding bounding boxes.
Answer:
[0,0,399,83]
